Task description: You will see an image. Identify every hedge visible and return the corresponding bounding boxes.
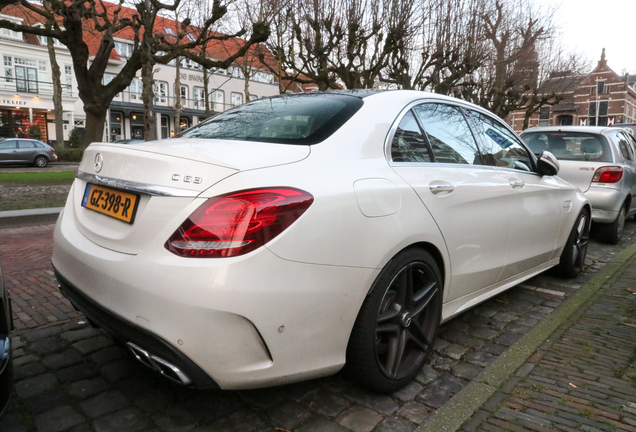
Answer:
[55,148,84,162]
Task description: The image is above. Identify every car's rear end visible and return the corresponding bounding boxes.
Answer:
[52,93,387,389]
[521,128,627,220]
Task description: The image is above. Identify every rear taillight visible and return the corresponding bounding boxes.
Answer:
[165,187,314,258]
[50,148,55,152]
[592,166,623,183]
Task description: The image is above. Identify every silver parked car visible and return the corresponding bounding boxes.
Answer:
[521,126,636,244]
[0,138,58,167]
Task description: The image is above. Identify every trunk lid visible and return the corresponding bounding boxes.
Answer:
[557,161,606,193]
[72,140,310,254]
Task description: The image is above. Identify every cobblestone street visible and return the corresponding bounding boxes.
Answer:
[0,221,635,432]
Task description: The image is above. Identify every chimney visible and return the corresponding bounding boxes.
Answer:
[598,48,607,68]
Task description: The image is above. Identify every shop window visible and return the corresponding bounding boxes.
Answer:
[131,113,144,139]
[110,111,123,142]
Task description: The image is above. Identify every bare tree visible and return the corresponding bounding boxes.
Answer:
[43,1,64,147]
[0,0,269,146]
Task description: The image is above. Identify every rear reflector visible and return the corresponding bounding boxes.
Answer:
[165,187,314,258]
[592,166,623,183]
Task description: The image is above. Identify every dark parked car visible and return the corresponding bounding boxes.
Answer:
[0,267,13,417]
[0,138,58,167]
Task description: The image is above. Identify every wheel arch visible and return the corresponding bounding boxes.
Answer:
[401,241,446,288]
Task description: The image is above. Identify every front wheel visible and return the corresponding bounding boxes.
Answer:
[346,248,442,392]
[555,209,590,278]
[598,205,625,245]
[33,156,48,168]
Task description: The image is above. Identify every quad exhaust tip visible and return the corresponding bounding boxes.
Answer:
[126,342,192,385]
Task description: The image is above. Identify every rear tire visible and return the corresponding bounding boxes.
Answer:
[598,205,625,245]
[34,156,48,168]
[346,248,442,393]
[555,208,590,278]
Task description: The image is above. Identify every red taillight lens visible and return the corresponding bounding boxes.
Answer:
[50,148,55,152]
[592,166,623,183]
[165,187,314,258]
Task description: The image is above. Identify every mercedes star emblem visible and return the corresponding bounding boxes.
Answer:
[94,153,103,173]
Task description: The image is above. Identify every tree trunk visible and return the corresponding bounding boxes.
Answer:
[141,55,157,141]
[83,107,107,146]
[174,57,182,134]
[46,20,65,148]
[203,67,210,115]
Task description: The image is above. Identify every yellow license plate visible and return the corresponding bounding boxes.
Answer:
[81,183,139,224]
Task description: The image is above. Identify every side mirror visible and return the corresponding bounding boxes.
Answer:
[537,151,560,176]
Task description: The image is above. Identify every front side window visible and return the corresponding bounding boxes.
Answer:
[179,94,363,145]
[468,109,532,171]
[413,103,480,165]
[391,110,431,162]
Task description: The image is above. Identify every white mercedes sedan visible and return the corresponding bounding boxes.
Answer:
[52,91,589,392]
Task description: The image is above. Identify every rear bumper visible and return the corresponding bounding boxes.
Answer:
[584,187,625,223]
[52,204,376,389]
[55,270,219,388]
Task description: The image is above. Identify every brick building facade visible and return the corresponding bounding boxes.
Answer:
[509,50,636,132]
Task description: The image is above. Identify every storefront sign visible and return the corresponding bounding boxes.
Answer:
[180,73,204,83]
[0,99,28,106]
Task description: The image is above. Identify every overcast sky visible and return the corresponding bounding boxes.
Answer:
[551,0,636,74]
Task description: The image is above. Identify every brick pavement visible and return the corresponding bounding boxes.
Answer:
[0,222,634,432]
[460,253,636,432]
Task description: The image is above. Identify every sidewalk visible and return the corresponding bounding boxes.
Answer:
[421,243,636,432]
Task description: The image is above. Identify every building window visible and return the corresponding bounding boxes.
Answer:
[231,92,243,107]
[597,81,605,95]
[230,67,244,79]
[161,115,170,139]
[64,65,72,93]
[114,42,134,59]
[252,71,273,84]
[248,94,258,101]
[131,113,144,139]
[154,81,168,104]
[110,111,123,142]
[211,90,224,112]
[163,27,175,36]
[128,78,142,101]
[598,101,609,126]
[1,26,22,41]
[37,34,65,48]
[538,106,550,127]
[179,85,188,106]
[193,87,205,109]
[4,55,12,83]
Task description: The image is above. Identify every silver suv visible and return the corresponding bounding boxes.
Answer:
[521,126,636,244]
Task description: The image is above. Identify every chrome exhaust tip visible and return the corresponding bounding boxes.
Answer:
[126,342,192,385]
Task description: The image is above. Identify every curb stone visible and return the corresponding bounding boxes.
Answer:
[416,240,636,432]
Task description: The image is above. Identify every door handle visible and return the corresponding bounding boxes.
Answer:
[509,178,525,189]
[429,181,455,195]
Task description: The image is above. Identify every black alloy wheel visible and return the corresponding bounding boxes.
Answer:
[598,205,626,245]
[555,209,590,278]
[346,249,442,392]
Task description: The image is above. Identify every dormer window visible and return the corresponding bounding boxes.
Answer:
[0,14,22,41]
[164,27,175,36]
[114,41,134,59]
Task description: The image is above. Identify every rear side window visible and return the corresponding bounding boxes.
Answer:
[179,94,363,145]
[0,140,15,150]
[391,111,431,162]
[413,103,481,164]
[616,131,634,161]
[520,132,612,162]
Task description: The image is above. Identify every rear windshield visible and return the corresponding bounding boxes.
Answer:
[179,94,363,145]
[521,131,612,162]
